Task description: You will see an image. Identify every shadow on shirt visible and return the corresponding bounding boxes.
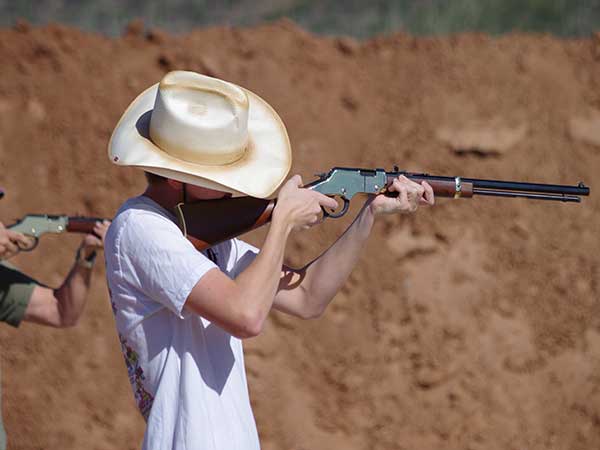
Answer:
[195,244,258,394]
[142,241,260,396]
[142,309,237,396]
[193,244,259,394]
[198,321,236,394]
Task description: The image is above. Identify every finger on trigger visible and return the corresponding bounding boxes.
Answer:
[11,232,30,247]
[318,193,338,209]
[7,229,24,239]
[16,234,30,245]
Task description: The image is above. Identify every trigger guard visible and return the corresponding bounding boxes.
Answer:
[322,198,350,219]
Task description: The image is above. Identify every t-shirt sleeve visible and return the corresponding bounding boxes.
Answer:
[0,261,38,327]
[118,211,218,316]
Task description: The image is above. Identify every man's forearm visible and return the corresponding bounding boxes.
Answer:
[233,215,291,326]
[299,199,376,314]
[53,260,93,327]
[24,258,94,327]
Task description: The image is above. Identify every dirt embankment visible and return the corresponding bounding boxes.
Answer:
[0,20,599,450]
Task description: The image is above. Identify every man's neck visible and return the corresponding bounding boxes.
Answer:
[143,183,182,212]
[143,181,231,210]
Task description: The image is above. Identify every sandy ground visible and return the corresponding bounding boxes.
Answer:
[0,20,599,450]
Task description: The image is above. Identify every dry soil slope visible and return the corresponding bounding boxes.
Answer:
[0,20,599,450]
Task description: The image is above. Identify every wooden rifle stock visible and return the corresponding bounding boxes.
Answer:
[386,177,474,198]
[176,198,275,251]
[66,217,106,234]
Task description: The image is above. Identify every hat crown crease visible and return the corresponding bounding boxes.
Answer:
[149,74,249,166]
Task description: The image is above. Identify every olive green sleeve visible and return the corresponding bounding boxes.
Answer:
[0,261,38,328]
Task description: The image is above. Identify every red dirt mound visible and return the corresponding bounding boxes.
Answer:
[0,20,599,450]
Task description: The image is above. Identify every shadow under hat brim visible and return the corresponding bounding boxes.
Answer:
[108,83,292,199]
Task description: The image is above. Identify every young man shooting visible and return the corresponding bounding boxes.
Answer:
[105,70,434,450]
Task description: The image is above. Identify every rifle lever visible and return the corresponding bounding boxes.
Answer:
[322,197,350,219]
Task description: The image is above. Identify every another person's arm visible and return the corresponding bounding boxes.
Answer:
[0,222,32,261]
[23,221,110,328]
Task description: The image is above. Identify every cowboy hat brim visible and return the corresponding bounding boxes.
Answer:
[108,83,292,199]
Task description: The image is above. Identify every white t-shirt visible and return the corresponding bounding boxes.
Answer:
[105,195,261,450]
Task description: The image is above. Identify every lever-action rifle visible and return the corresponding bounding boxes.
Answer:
[176,166,591,251]
[8,215,107,251]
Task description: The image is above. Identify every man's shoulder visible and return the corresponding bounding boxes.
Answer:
[107,196,178,247]
[115,195,169,219]
[115,196,175,225]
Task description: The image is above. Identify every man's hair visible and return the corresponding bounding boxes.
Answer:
[145,171,167,184]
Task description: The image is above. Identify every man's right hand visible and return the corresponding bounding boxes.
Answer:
[0,221,32,260]
[273,175,339,232]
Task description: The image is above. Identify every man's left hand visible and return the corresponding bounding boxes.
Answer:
[369,175,435,216]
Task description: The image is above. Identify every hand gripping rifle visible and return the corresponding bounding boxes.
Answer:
[8,215,107,251]
[175,167,590,251]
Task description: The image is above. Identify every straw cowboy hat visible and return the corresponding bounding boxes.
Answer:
[108,70,292,198]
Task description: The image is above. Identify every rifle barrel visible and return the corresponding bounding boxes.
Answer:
[472,189,582,202]
[463,177,589,196]
[398,172,590,198]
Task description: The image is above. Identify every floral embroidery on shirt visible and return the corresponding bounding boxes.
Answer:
[119,334,154,420]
